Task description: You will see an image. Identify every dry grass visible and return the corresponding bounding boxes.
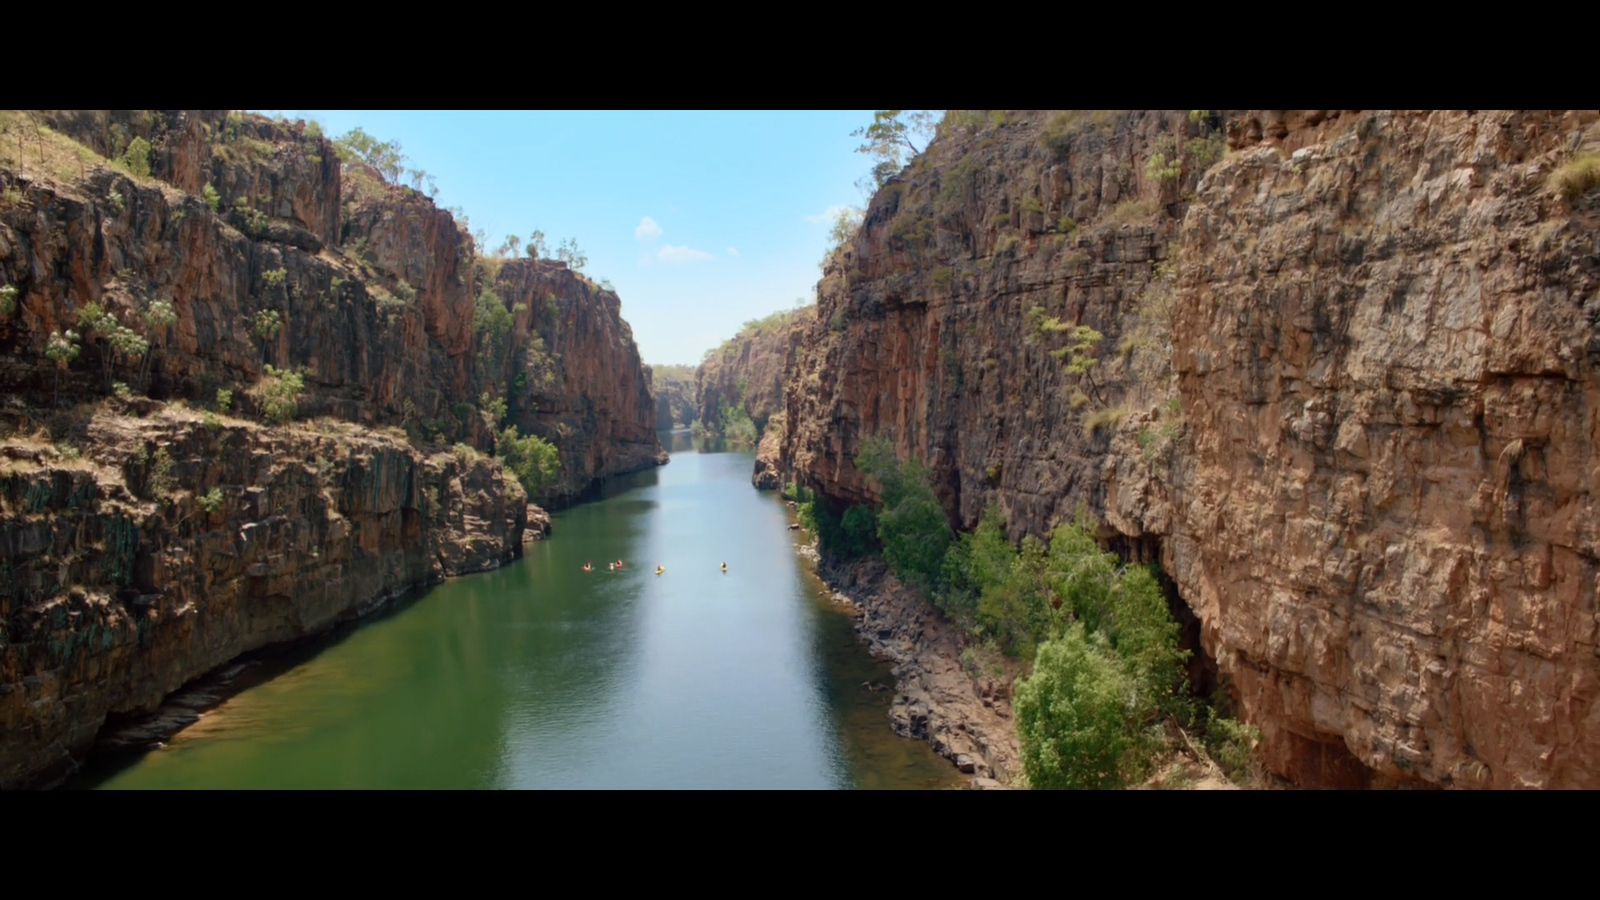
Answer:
[1084,405,1128,433]
[1548,154,1600,202]
[1099,196,1162,229]
[0,110,178,201]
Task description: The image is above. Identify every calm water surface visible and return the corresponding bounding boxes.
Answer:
[78,433,958,789]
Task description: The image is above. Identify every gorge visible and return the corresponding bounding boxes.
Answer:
[3,109,1598,790]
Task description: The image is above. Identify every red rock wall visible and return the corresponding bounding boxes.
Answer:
[492,259,665,505]
[0,415,525,788]
[781,109,1600,788]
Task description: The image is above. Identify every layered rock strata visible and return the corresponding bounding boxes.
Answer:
[0,411,525,788]
[0,110,663,786]
[780,109,1600,789]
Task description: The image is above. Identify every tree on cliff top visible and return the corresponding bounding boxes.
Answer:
[334,127,406,185]
[852,110,938,189]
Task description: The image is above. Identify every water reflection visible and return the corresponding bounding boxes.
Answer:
[80,433,960,789]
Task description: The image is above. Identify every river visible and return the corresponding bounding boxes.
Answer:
[72,433,960,789]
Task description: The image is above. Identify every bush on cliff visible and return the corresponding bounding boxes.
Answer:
[497,425,559,498]
[253,365,304,424]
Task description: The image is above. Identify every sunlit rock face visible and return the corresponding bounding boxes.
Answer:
[781,108,1600,788]
[0,109,665,786]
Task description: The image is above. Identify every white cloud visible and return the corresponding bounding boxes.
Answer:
[635,216,662,241]
[804,205,850,224]
[658,244,714,264]
[726,247,739,257]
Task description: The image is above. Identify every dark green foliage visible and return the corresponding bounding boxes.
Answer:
[937,503,1012,625]
[797,495,874,559]
[496,425,559,498]
[122,137,152,178]
[1016,623,1145,789]
[857,436,950,590]
[473,288,513,387]
[719,403,758,444]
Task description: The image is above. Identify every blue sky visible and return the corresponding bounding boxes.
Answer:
[258,110,876,366]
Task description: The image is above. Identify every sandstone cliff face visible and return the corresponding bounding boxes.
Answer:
[696,308,812,434]
[491,258,665,505]
[0,110,660,787]
[1166,109,1600,789]
[0,409,525,788]
[781,109,1600,789]
[781,110,1206,533]
[0,119,473,435]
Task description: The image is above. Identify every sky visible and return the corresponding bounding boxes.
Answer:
[257,110,876,367]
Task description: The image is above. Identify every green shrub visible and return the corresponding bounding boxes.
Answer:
[1204,709,1261,782]
[720,404,758,444]
[497,425,559,497]
[148,447,174,500]
[255,365,304,424]
[202,183,221,212]
[0,283,16,319]
[198,487,224,513]
[1016,624,1146,789]
[262,267,287,289]
[857,436,950,590]
[122,137,152,178]
[215,388,233,412]
[112,381,133,400]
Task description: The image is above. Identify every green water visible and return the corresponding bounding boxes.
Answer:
[79,434,959,789]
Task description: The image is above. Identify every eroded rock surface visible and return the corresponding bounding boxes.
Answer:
[0,110,662,787]
[780,109,1600,789]
[0,411,525,788]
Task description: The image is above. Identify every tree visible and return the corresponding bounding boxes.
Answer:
[1015,624,1143,789]
[556,237,587,272]
[1028,305,1106,407]
[45,329,80,407]
[333,127,406,184]
[852,110,938,188]
[498,234,521,259]
[252,309,282,367]
[828,206,863,256]
[525,229,546,260]
[497,425,560,498]
[76,302,147,392]
[137,298,177,390]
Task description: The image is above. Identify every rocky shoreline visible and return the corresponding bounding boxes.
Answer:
[794,536,1021,790]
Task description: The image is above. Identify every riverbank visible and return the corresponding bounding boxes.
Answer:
[795,529,1253,791]
[794,537,1020,789]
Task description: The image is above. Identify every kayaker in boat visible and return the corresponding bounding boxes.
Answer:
[655,565,665,575]
[720,562,727,573]
[583,561,592,573]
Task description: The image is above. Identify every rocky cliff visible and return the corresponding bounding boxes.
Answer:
[780,109,1600,789]
[0,109,660,786]
[696,308,812,435]
[489,258,666,505]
